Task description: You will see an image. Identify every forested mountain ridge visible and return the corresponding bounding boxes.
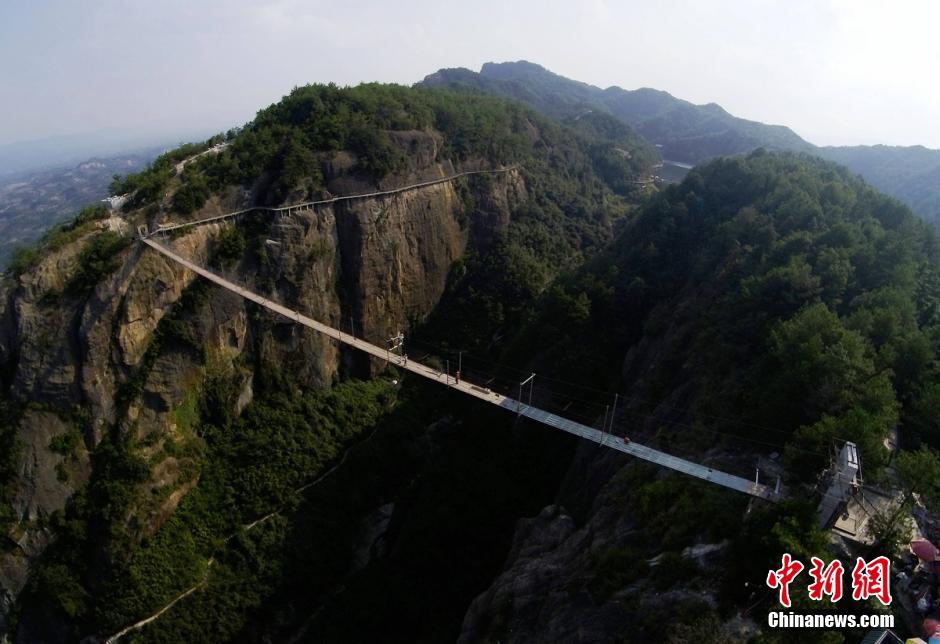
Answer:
[522,150,940,465]
[462,150,940,642]
[819,143,940,227]
[0,83,650,641]
[420,61,814,164]
[421,61,940,227]
[1,80,939,643]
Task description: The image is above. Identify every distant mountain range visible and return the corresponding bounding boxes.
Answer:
[0,149,162,266]
[818,144,940,225]
[3,60,939,271]
[421,61,940,226]
[0,127,224,179]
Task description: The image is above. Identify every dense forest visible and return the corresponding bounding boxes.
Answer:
[523,150,940,475]
[422,61,940,228]
[819,144,940,228]
[417,150,940,641]
[106,82,656,216]
[1,83,652,641]
[421,61,813,164]
[449,151,940,641]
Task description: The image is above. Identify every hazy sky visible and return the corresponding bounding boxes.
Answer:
[2,0,939,149]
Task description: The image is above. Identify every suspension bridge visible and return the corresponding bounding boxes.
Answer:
[139,191,780,502]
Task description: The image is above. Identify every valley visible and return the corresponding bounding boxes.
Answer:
[0,150,162,267]
[1,70,939,644]
[422,61,940,227]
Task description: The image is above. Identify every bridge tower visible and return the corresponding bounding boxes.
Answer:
[817,442,860,529]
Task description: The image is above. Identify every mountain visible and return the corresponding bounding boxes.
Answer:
[0,150,163,267]
[421,61,814,164]
[0,83,646,642]
[2,81,938,642]
[421,61,940,227]
[0,128,223,179]
[816,144,940,225]
[462,150,940,642]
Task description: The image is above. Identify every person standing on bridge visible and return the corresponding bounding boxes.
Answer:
[455,370,460,384]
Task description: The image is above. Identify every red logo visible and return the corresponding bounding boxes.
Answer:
[766,553,805,607]
[766,554,891,606]
[851,556,892,606]
[808,556,844,602]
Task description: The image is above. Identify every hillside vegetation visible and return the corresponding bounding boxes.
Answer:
[819,144,940,228]
[109,83,656,214]
[454,151,940,643]
[2,83,650,642]
[521,150,940,479]
[4,80,940,643]
[421,61,812,164]
[422,61,940,228]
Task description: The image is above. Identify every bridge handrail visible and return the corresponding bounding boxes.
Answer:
[144,166,519,237]
[139,236,780,503]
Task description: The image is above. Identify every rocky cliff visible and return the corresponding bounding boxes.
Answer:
[0,82,649,641]
[0,149,526,634]
[457,450,758,643]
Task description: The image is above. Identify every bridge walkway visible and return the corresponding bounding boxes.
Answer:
[142,237,779,502]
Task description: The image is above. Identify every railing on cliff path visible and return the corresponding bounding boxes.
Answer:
[137,166,520,238]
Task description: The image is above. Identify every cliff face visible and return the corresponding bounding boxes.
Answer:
[0,148,526,629]
[453,290,759,643]
[457,443,756,644]
[454,240,763,643]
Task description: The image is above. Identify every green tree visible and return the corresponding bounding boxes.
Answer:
[896,445,940,511]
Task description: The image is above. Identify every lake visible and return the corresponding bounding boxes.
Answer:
[657,160,692,184]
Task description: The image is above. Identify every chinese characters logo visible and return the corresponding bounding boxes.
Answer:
[766,554,891,607]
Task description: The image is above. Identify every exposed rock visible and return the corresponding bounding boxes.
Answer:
[321,150,358,181]
[0,155,528,633]
[459,478,747,643]
[113,246,197,370]
[459,400,755,643]
[335,180,468,343]
[96,215,128,235]
[13,409,89,523]
[234,371,253,415]
[0,279,12,377]
[1,410,88,634]
[10,235,89,406]
[387,130,442,172]
[16,233,85,300]
[0,525,51,636]
[352,502,395,570]
[682,540,729,567]
[458,490,635,644]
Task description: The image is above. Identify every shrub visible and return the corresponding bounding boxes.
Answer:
[6,245,39,276]
[64,232,131,295]
[49,432,82,457]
